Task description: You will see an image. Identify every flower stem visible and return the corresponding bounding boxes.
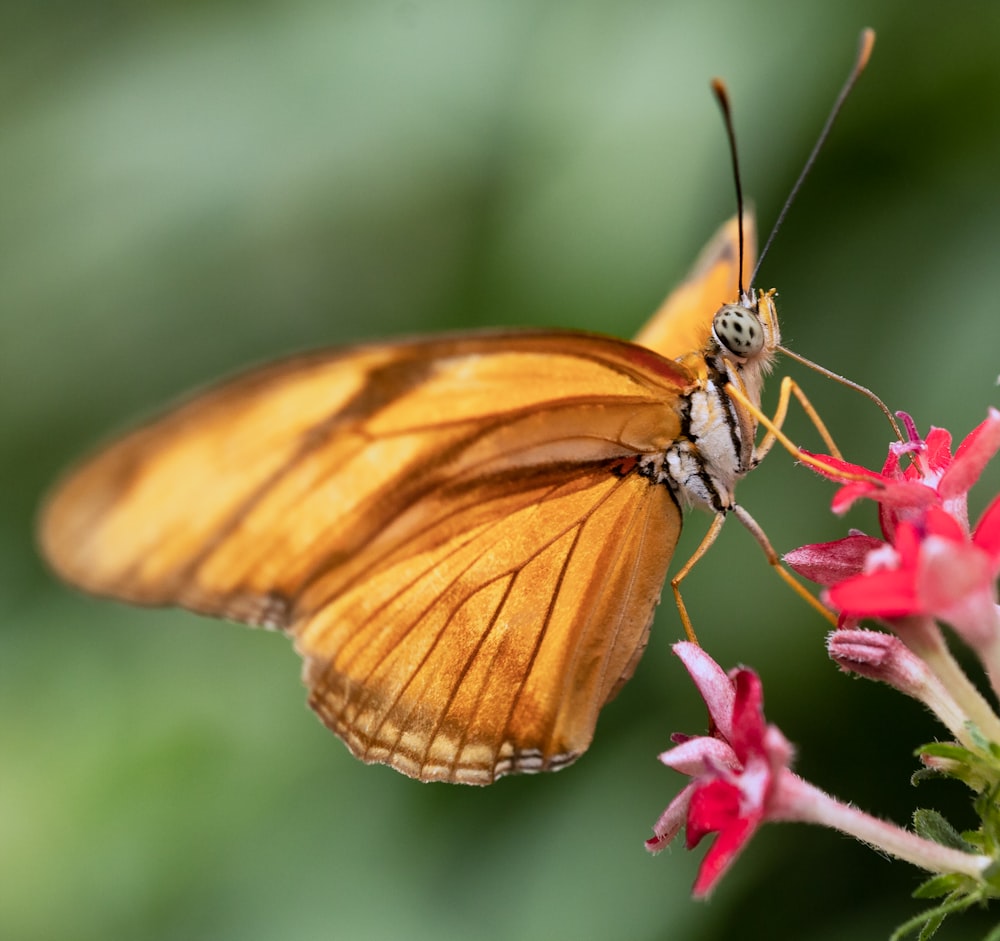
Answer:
[899,617,1000,745]
[774,770,990,879]
[974,618,1000,703]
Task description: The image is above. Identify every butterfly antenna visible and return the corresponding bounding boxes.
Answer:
[778,344,903,440]
[750,27,875,287]
[710,78,746,300]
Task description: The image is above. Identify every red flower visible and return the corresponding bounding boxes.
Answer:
[646,643,794,897]
[826,500,1000,642]
[648,645,993,894]
[786,412,1000,648]
[801,408,1000,538]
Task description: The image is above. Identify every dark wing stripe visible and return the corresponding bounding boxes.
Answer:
[282,415,625,607]
[325,473,581,683]
[178,399,651,617]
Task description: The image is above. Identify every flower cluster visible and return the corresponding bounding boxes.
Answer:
[648,409,1000,936]
[790,409,1000,660]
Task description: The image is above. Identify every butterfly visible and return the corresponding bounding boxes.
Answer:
[39,29,876,785]
[38,213,776,785]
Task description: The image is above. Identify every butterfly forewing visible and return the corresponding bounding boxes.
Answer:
[40,330,699,782]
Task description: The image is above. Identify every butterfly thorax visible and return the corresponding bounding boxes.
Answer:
[640,289,780,514]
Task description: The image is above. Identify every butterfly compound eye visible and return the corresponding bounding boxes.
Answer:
[712,304,765,358]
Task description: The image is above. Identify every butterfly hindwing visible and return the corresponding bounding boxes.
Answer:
[299,455,680,782]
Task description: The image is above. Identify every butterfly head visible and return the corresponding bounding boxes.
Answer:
[710,289,779,367]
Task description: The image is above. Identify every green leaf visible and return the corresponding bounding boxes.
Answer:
[889,905,946,941]
[913,809,977,851]
[917,910,945,940]
[913,874,963,899]
[918,742,973,761]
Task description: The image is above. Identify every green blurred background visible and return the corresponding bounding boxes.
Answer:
[5,2,1000,939]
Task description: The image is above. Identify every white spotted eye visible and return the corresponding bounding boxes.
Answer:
[712,304,765,358]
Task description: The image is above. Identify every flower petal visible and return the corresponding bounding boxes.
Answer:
[646,783,695,853]
[674,642,735,740]
[686,779,742,848]
[691,812,760,898]
[831,481,884,515]
[923,503,967,542]
[922,427,954,474]
[939,408,1000,499]
[833,479,936,516]
[973,493,1000,563]
[650,648,796,897]
[871,481,940,508]
[919,536,998,643]
[785,534,884,586]
[826,569,922,618]
[729,669,766,762]
[761,726,795,775]
[658,736,738,776]
[800,450,885,484]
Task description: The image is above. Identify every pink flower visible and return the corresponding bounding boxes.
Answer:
[786,409,1000,708]
[646,641,992,898]
[648,645,992,894]
[782,531,883,588]
[786,412,1000,649]
[825,500,1000,642]
[801,408,1000,538]
[827,629,972,739]
[646,643,794,897]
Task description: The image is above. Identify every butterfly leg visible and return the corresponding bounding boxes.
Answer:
[672,379,857,641]
[671,503,838,644]
[724,379,859,627]
[731,504,838,627]
[670,512,726,643]
[725,379,876,481]
[752,375,842,464]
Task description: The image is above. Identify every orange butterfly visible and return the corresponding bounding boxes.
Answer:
[39,215,770,784]
[39,31,877,784]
